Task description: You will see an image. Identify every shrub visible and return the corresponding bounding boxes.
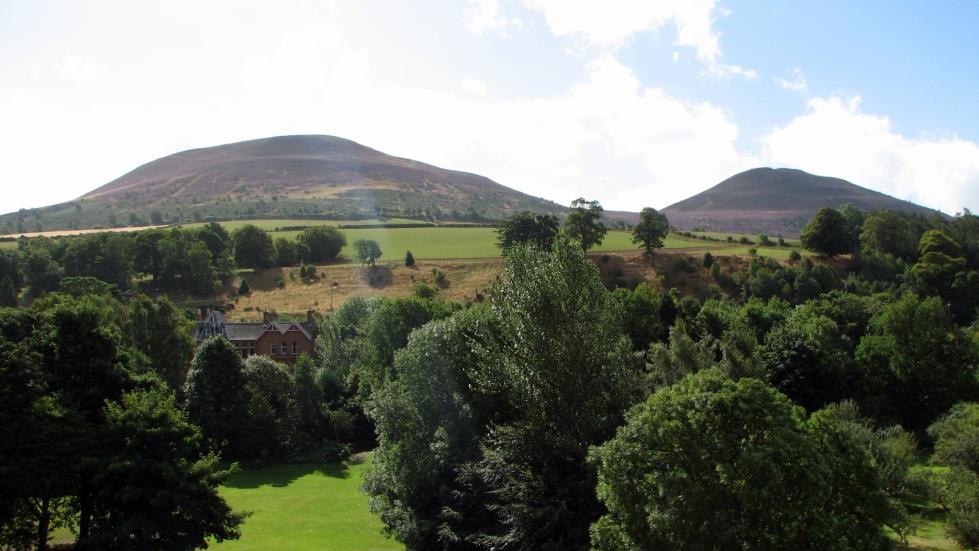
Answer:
[702,252,714,268]
[739,236,752,245]
[432,268,448,287]
[404,250,415,267]
[748,247,758,256]
[237,278,250,295]
[789,250,802,262]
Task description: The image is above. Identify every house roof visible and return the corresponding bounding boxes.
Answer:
[195,310,316,342]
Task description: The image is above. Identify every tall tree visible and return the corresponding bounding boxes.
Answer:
[354,239,382,266]
[801,207,852,257]
[631,207,669,255]
[496,211,560,251]
[184,337,252,458]
[297,226,347,263]
[88,388,244,549]
[563,198,607,251]
[127,295,195,393]
[231,224,275,269]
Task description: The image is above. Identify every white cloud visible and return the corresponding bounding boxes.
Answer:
[774,68,807,93]
[521,0,756,79]
[465,0,523,38]
[760,96,979,214]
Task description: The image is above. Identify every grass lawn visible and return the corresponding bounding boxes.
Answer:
[214,458,402,551]
[688,230,801,245]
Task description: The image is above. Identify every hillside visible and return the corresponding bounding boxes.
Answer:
[0,135,565,233]
[663,167,942,236]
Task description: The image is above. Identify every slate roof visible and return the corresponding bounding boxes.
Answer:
[194,310,316,342]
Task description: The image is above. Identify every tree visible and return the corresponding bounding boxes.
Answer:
[354,239,382,266]
[631,207,669,255]
[404,250,415,267]
[237,277,250,296]
[231,224,275,269]
[365,237,639,550]
[24,248,62,298]
[589,369,895,551]
[801,207,852,257]
[274,237,299,267]
[297,226,346,263]
[88,388,244,549]
[861,211,919,262]
[242,356,296,459]
[496,210,560,251]
[127,295,195,394]
[856,293,979,434]
[184,337,252,458]
[928,403,979,549]
[563,198,607,250]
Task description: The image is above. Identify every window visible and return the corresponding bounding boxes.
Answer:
[281,341,287,356]
[292,341,298,355]
[270,343,277,355]
[249,343,255,356]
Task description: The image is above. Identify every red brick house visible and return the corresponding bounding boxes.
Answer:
[195,310,316,364]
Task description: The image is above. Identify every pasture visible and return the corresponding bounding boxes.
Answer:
[215,458,402,551]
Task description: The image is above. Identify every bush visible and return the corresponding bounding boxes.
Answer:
[404,250,415,267]
[431,268,448,287]
[789,250,802,262]
[748,247,758,256]
[702,252,714,268]
[237,278,250,295]
[739,236,752,245]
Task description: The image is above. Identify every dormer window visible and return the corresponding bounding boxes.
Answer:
[270,343,278,355]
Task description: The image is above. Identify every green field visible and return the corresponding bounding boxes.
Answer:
[266,227,718,260]
[215,459,402,551]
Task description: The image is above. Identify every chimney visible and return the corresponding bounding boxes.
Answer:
[262,310,277,324]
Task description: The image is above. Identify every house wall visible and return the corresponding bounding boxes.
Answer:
[255,328,314,364]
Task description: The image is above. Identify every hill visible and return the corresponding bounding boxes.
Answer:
[663,167,942,236]
[0,135,565,233]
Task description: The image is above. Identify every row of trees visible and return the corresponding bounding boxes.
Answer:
[0,223,350,302]
[496,199,668,254]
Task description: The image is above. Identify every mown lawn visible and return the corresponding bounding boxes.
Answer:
[214,459,402,551]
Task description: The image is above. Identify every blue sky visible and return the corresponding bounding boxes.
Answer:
[1,0,978,214]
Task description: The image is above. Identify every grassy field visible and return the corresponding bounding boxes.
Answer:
[215,458,402,551]
[265,227,718,261]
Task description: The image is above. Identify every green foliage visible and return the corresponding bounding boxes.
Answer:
[589,369,894,551]
[354,239,382,266]
[89,387,244,549]
[612,283,675,350]
[801,207,853,257]
[297,226,346,263]
[563,197,607,250]
[126,295,195,394]
[496,210,560,251]
[275,237,300,267]
[856,294,979,434]
[237,277,250,295]
[631,207,669,255]
[929,403,979,549]
[701,251,714,268]
[861,211,919,262]
[242,356,297,460]
[366,237,638,550]
[185,337,252,458]
[404,250,415,267]
[231,224,276,269]
[61,232,134,289]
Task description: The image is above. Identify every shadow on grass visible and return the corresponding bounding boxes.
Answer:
[224,461,352,489]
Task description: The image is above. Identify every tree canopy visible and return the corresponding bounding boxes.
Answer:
[632,207,669,255]
[563,198,607,250]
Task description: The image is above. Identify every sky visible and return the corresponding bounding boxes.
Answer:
[2,0,978,215]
